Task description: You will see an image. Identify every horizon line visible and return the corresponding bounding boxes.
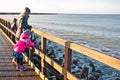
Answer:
[0,12,120,15]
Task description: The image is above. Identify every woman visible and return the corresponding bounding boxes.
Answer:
[16,7,32,42]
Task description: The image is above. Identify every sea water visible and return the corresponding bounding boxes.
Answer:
[29,14,120,57]
[0,14,120,79]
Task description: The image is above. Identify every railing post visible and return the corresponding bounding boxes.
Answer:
[11,34,15,43]
[64,41,72,80]
[8,22,11,37]
[4,21,7,34]
[28,47,34,61]
[41,36,46,75]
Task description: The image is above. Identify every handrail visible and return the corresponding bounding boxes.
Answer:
[32,27,120,71]
[0,17,120,80]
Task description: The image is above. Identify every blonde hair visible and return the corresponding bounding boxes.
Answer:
[19,7,31,17]
[23,7,31,14]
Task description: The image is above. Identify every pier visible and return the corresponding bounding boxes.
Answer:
[0,29,41,80]
[0,17,120,80]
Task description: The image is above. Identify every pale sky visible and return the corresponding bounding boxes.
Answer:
[0,0,120,14]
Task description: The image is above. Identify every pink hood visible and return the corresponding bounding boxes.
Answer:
[20,33,29,39]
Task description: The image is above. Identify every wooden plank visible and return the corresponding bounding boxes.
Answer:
[41,36,46,75]
[69,42,120,70]
[37,51,79,80]
[0,29,41,80]
[64,41,72,80]
[32,28,67,46]
[24,54,48,80]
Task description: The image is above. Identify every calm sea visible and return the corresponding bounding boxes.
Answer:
[30,14,120,40]
[0,14,120,79]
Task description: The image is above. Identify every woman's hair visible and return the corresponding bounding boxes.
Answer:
[19,7,31,17]
[23,7,31,14]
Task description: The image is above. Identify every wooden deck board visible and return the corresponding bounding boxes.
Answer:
[0,30,41,80]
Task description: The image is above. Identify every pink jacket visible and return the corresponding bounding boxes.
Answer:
[13,33,34,53]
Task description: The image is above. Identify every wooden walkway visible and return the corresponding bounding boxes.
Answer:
[0,30,41,80]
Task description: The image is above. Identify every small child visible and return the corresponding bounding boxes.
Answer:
[12,31,34,71]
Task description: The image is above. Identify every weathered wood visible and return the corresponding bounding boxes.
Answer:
[41,36,46,75]
[32,28,67,46]
[64,41,72,80]
[32,28,120,71]
[0,29,42,80]
[69,42,120,70]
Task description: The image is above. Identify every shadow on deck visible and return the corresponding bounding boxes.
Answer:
[0,29,41,80]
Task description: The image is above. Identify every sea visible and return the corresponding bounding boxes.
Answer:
[0,14,120,80]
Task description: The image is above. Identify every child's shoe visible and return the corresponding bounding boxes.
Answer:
[19,66,28,71]
[22,67,28,71]
[19,68,22,71]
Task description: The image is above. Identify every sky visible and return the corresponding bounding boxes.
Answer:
[0,0,120,14]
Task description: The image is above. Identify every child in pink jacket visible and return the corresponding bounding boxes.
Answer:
[12,32,34,71]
